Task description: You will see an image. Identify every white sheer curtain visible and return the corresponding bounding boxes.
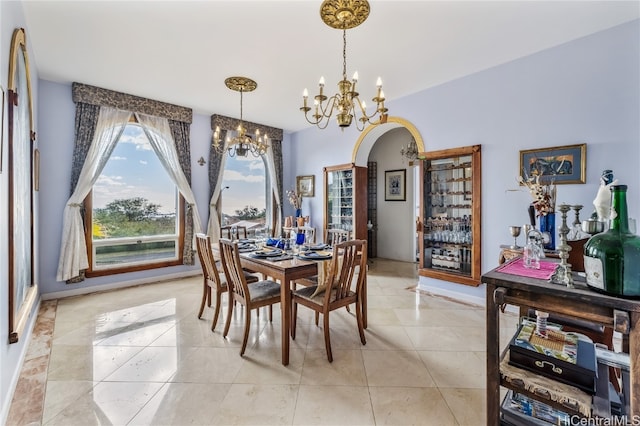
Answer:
[264,145,282,237]
[135,112,204,244]
[206,154,227,242]
[56,107,132,281]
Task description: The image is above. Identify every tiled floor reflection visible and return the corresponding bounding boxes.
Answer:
[7,259,519,425]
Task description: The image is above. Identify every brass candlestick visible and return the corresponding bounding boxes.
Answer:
[571,204,583,227]
[550,203,574,288]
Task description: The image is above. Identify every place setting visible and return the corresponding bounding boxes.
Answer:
[303,242,331,251]
[248,247,293,262]
[296,249,333,261]
[237,240,258,253]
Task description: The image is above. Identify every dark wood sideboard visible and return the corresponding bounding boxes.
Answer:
[483,266,640,424]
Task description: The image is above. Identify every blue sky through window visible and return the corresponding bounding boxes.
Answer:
[93,125,176,214]
[93,124,267,217]
[221,155,266,216]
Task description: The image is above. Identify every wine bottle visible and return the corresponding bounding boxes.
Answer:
[583,185,640,297]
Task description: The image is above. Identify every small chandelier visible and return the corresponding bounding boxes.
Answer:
[213,76,269,158]
[300,0,388,131]
[401,137,419,162]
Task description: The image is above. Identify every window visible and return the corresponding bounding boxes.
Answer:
[85,123,184,275]
[221,154,270,235]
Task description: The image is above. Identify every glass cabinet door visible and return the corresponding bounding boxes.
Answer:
[420,145,481,286]
[326,168,354,232]
[323,163,367,241]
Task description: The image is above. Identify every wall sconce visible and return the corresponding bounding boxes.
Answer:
[197,156,206,166]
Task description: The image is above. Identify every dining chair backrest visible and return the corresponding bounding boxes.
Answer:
[218,238,250,302]
[322,239,367,304]
[325,228,351,246]
[221,225,248,240]
[195,233,223,290]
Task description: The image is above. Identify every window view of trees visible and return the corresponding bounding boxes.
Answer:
[233,205,266,221]
[93,197,175,238]
[87,124,182,272]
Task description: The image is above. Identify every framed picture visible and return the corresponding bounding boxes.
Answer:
[385,169,406,201]
[297,175,315,197]
[519,143,586,185]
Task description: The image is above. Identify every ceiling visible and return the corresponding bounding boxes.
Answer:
[21,1,639,134]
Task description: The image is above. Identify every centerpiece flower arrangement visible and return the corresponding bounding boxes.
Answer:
[518,174,557,217]
[517,172,557,250]
[286,189,302,216]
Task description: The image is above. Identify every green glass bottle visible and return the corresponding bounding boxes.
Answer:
[583,185,640,297]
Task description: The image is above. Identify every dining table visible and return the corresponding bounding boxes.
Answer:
[227,240,368,366]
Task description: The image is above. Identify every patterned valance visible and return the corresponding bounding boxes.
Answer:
[211,114,283,141]
[72,82,192,123]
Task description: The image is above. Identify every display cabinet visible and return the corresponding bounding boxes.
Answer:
[323,163,368,242]
[419,145,481,286]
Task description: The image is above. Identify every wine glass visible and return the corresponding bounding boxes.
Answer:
[509,226,522,249]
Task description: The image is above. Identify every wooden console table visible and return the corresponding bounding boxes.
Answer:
[483,265,640,424]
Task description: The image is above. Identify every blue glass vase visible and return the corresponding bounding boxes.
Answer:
[539,213,556,250]
[295,208,302,218]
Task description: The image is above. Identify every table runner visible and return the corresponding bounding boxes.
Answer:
[497,258,558,280]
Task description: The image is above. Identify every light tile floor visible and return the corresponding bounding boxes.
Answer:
[8,259,519,425]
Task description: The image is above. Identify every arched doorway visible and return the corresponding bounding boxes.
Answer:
[350,117,424,263]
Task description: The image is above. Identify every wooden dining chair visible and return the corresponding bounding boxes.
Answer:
[221,225,247,240]
[219,238,282,356]
[324,228,351,246]
[291,239,368,362]
[195,233,259,331]
[221,225,263,277]
[297,228,352,306]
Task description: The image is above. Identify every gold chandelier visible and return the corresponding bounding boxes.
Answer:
[213,76,269,157]
[300,0,388,131]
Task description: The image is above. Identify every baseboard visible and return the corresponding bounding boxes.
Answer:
[41,270,201,301]
[417,278,486,307]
